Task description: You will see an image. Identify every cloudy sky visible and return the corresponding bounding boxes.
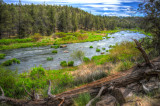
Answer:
[4,0,144,16]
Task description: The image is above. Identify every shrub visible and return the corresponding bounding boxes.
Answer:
[102,48,105,50]
[0,53,6,59]
[71,50,85,62]
[52,50,58,53]
[106,50,109,52]
[0,67,18,97]
[73,93,91,106]
[89,46,93,48]
[109,45,115,48]
[31,33,42,41]
[2,58,20,66]
[12,58,20,64]
[2,60,13,66]
[47,57,53,61]
[51,45,59,49]
[96,48,100,52]
[30,65,46,78]
[83,57,90,63]
[60,61,67,67]
[68,61,74,66]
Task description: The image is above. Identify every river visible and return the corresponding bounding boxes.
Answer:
[0,31,146,73]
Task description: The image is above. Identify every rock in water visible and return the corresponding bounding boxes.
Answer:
[64,50,69,53]
[60,45,67,48]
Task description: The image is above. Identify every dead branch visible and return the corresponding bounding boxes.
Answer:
[48,80,56,98]
[133,39,153,68]
[58,97,65,106]
[0,86,4,97]
[23,83,40,100]
[86,86,106,106]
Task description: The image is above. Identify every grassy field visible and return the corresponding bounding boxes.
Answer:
[0,30,120,50]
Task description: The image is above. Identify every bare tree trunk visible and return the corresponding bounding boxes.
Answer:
[133,39,153,68]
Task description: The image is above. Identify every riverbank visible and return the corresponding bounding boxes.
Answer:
[0,29,151,51]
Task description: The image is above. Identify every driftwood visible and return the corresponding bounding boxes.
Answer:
[86,86,106,106]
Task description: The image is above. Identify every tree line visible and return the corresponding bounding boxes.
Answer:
[0,0,144,39]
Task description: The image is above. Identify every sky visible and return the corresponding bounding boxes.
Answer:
[4,0,144,17]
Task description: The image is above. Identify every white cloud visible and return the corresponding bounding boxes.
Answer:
[103,12,131,17]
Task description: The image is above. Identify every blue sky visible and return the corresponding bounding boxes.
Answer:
[4,0,143,16]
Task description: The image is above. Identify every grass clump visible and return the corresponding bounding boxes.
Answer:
[83,57,90,63]
[109,45,115,48]
[2,58,20,66]
[52,50,58,53]
[51,45,59,49]
[96,48,100,52]
[89,46,93,48]
[0,53,6,59]
[71,50,85,62]
[46,57,53,61]
[60,61,68,67]
[73,93,91,106]
[68,61,74,66]
[102,48,105,50]
[106,50,109,52]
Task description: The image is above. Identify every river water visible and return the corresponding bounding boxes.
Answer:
[0,31,146,73]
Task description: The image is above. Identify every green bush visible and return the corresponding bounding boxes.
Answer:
[0,67,18,97]
[2,58,20,66]
[96,48,100,52]
[47,57,53,61]
[102,48,105,50]
[60,61,68,67]
[12,58,20,64]
[52,50,58,53]
[2,60,13,66]
[31,33,43,41]
[30,65,46,78]
[83,57,90,63]
[89,46,93,48]
[106,50,109,52]
[68,61,74,66]
[0,53,6,59]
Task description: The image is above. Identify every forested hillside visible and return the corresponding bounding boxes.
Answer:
[0,0,144,39]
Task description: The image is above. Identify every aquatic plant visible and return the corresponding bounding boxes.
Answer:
[60,61,68,67]
[68,61,74,66]
[2,58,20,66]
[47,57,53,61]
[89,46,93,48]
[52,50,58,53]
[106,50,109,52]
[102,48,105,50]
[96,48,100,52]
[0,53,6,59]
